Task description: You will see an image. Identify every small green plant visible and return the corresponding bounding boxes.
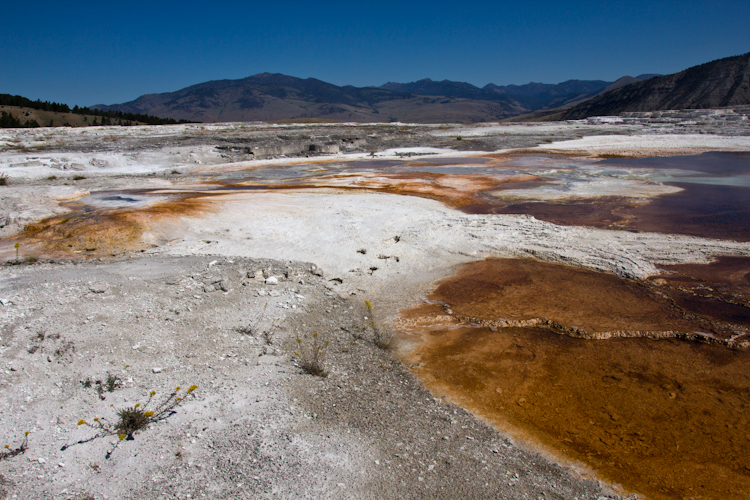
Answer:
[1,432,29,460]
[456,135,462,141]
[81,373,123,400]
[295,332,328,377]
[0,173,7,186]
[73,175,86,180]
[105,373,122,393]
[67,385,197,458]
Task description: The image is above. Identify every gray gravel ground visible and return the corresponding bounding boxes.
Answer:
[0,255,625,499]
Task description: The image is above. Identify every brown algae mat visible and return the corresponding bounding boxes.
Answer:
[395,258,750,500]
[483,183,750,242]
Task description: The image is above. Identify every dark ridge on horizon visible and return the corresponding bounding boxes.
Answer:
[93,73,638,124]
[560,52,750,119]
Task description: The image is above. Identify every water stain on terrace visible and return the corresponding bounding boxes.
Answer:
[395,258,750,500]
[209,152,750,242]
[653,256,750,329]
[484,182,750,241]
[11,193,217,259]
[460,196,637,229]
[5,152,750,261]
[472,152,750,241]
[600,151,750,176]
[204,156,497,184]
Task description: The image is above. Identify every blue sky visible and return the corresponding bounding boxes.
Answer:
[1,0,748,107]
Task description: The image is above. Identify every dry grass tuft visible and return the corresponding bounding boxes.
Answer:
[295,332,328,377]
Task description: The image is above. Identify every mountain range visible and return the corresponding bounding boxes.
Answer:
[94,52,749,123]
[95,73,655,124]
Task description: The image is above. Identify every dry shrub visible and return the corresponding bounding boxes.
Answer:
[295,332,328,377]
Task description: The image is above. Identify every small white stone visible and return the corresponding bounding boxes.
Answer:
[152,367,162,373]
[265,276,278,285]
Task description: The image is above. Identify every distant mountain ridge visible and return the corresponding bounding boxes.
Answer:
[95,71,664,124]
[561,53,750,119]
[96,73,530,123]
[379,78,621,111]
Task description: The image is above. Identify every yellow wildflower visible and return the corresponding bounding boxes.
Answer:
[144,411,154,417]
[119,434,126,441]
[77,420,86,426]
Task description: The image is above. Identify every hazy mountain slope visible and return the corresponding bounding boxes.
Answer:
[599,76,642,94]
[483,79,610,97]
[96,73,525,123]
[483,80,610,109]
[380,79,494,100]
[561,53,750,119]
[381,78,614,110]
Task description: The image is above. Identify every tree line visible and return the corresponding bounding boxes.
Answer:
[0,94,192,127]
[1,110,39,128]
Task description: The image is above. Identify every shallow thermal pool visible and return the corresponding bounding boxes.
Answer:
[68,151,750,241]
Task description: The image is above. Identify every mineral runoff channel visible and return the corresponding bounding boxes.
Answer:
[4,146,750,500]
